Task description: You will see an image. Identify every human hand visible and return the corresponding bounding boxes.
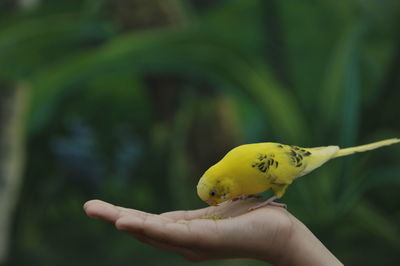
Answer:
[84,198,343,265]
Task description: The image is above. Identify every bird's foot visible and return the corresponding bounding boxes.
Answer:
[231,194,261,202]
[248,195,286,211]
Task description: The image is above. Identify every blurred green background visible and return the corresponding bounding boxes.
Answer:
[0,0,399,265]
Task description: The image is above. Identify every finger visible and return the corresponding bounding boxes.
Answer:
[115,206,160,219]
[118,218,208,262]
[131,233,201,261]
[115,214,221,248]
[120,223,195,255]
[83,200,122,223]
[160,207,215,221]
[115,206,175,223]
[160,199,253,221]
[126,220,229,262]
[83,200,167,224]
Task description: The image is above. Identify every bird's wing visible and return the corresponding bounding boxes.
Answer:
[269,144,339,184]
[297,145,339,177]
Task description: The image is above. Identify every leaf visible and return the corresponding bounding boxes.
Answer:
[351,201,400,248]
[337,167,400,214]
[27,26,308,143]
[318,23,364,136]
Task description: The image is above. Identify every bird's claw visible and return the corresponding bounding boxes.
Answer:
[231,195,261,202]
[248,201,287,211]
[248,195,286,211]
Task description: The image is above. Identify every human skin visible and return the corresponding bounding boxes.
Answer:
[83,198,343,265]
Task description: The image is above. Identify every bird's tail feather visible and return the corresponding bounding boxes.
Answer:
[333,138,400,158]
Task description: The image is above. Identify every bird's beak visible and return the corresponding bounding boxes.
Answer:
[206,199,217,206]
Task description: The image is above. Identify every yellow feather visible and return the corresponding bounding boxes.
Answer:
[333,138,400,158]
[197,138,399,206]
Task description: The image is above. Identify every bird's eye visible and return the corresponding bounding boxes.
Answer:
[210,190,216,197]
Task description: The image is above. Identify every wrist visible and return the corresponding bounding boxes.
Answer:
[268,214,343,266]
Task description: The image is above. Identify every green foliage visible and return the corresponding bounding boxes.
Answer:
[1,0,399,265]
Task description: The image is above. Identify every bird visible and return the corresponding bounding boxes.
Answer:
[197,138,400,210]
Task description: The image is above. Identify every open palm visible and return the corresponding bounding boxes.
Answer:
[84,199,342,265]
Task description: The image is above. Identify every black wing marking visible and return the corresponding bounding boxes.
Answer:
[288,145,312,168]
[251,153,279,174]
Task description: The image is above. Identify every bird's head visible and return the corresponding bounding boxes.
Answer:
[196,164,239,206]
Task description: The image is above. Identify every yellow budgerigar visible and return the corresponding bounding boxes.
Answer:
[197,138,400,209]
